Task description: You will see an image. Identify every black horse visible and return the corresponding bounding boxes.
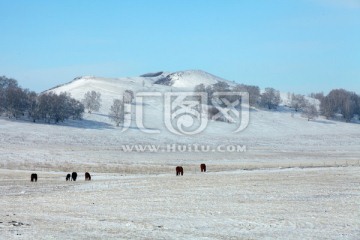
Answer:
[31,173,37,182]
[71,172,77,181]
[176,166,184,176]
[200,163,206,172]
[66,174,71,181]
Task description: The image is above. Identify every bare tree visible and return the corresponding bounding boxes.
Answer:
[290,93,306,112]
[0,76,18,89]
[109,99,124,127]
[194,83,206,93]
[320,89,359,122]
[195,82,235,106]
[82,91,101,113]
[1,76,84,123]
[26,91,39,122]
[193,83,208,104]
[0,76,19,114]
[320,95,335,119]
[212,81,230,92]
[302,101,319,121]
[233,84,260,107]
[4,86,30,119]
[123,90,134,104]
[35,92,84,123]
[260,87,281,109]
[68,98,85,120]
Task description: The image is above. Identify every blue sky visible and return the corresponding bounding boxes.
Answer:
[0,0,359,94]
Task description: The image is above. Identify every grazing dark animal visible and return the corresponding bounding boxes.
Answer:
[71,172,77,181]
[66,174,71,181]
[85,172,91,181]
[31,173,37,182]
[200,163,206,172]
[176,166,184,176]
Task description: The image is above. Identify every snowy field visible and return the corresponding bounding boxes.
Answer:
[0,167,359,239]
[1,72,360,239]
[1,114,359,239]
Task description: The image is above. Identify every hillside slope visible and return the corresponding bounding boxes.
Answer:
[0,69,360,172]
[47,69,359,138]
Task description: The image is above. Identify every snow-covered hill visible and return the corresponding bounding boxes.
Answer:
[46,69,359,137]
[49,70,235,96]
[47,70,237,133]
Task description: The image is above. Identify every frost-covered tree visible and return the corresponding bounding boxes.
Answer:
[35,92,84,123]
[233,84,260,106]
[212,81,230,92]
[320,95,335,119]
[51,92,71,123]
[193,83,207,103]
[68,98,85,120]
[27,91,39,122]
[0,76,19,114]
[290,94,306,112]
[4,86,30,119]
[82,91,101,113]
[0,76,84,123]
[0,76,18,89]
[320,89,359,122]
[302,101,319,121]
[109,99,124,127]
[194,83,206,93]
[123,90,134,104]
[260,87,281,109]
[36,93,52,122]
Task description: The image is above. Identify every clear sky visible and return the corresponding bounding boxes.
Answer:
[0,0,359,94]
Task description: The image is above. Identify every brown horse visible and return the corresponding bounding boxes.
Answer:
[85,172,91,181]
[176,166,184,176]
[66,174,71,181]
[31,173,37,182]
[200,163,206,172]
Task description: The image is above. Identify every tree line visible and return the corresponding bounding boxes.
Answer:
[1,75,359,126]
[0,72,135,127]
[193,82,360,122]
[194,81,282,109]
[83,85,360,125]
[0,76,84,123]
[311,89,360,122]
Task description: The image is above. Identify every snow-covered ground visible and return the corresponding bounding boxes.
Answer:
[0,167,359,239]
[1,70,360,239]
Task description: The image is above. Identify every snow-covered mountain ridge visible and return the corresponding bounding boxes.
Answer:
[49,69,234,94]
